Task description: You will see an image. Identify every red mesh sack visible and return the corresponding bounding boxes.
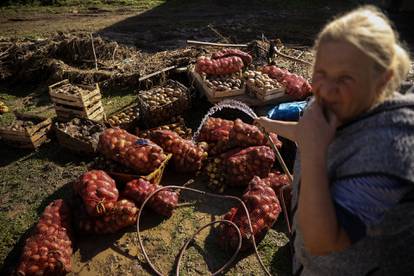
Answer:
[76,199,138,234]
[17,199,73,276]
[149,130,207,173]
[195,56,244,75]
[122,178,178,217]
[98,128,167,174]
[229,119,282,148]
[261,171,290,196]
[262,65,312,99]
[197,117,234,155]
[218,178,281,251]
[74,170,119,217]
[224,146,275,187]
[211,49,253,65]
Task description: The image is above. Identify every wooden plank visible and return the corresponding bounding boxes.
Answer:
[48,79,69,90]
[83,94,102,108]
[26,118,52,136]
[55,106,86,116]
[50,96,83,108]
[0,128,28,137]
[186,40,248,48]
[248,84,285,97]
[87,105,104,119]
[80,86,101,103]
[31,135,48,148]
[50,91,83,106]
[1,133,32,142]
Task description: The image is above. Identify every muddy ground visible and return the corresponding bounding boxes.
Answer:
[1,1,413,275]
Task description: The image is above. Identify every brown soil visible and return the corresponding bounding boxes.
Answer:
[1,1,413,275]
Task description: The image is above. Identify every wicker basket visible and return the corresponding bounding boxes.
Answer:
[137,80,190,128]
[105,102,140,131]
[92,153,172,184]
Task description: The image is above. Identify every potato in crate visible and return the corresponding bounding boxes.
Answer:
[137,80,190,128]
[106,102,140,131]
[0,112,52,149]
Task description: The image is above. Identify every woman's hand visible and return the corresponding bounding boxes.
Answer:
[297,100,351,255]
[254,117,298,142]
[296,100,338,154]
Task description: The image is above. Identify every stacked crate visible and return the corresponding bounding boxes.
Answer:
[49,79,105,122]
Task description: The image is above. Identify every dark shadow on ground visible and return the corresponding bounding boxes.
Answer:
[98,0,414,52]
[98,0,356,51]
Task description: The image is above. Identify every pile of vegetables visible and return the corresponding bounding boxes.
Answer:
[73,170,119,216]
[75,198,138,234]
[149,130,207,173]
[138,116,192,140]
[195,49,252,76]
[218,177,281,251]
[138,81,190,127]
[55,117,105,145]
[204,74,244,92]
[107,105,140,129]
[262,65,312,99]
[123,178,179,217]
[224,146,275,187]
[98,128,167,175]
[17,199,73,276]
[244,70,283,91]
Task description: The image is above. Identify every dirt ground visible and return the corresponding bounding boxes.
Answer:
[1,1,413,275]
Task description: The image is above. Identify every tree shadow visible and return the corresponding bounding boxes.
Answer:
[98,0,356,52]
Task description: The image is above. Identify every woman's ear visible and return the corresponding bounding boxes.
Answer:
[376,69,393,92]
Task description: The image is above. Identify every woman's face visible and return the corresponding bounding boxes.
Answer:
[312,41,383,124]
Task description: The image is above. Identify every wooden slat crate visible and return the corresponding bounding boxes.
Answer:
[247,83,289,101]
[54,118,106,156]
[0,113,52,149]
[49,79,105,122]
[189,68,245,99]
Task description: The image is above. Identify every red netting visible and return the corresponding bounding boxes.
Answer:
[122,178,179,217]
[74,170,119,217]
[218,177,281,251]
[149,130,207,173]
[17,199,73,276]
[98,128,167,174]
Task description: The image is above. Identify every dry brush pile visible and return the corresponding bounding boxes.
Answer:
[0,33,202,89]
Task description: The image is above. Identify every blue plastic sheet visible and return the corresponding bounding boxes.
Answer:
[267,101,307,121]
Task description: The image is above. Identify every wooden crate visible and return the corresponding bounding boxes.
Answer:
[247,83,287,101]
[189,68,245,99]
[54,118,106,156]
[0,113,52,149]
[49,79,105,122]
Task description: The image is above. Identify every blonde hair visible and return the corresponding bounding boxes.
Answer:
[314,5,411,99]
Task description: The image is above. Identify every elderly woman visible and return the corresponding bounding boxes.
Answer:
[255,6,414,275]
